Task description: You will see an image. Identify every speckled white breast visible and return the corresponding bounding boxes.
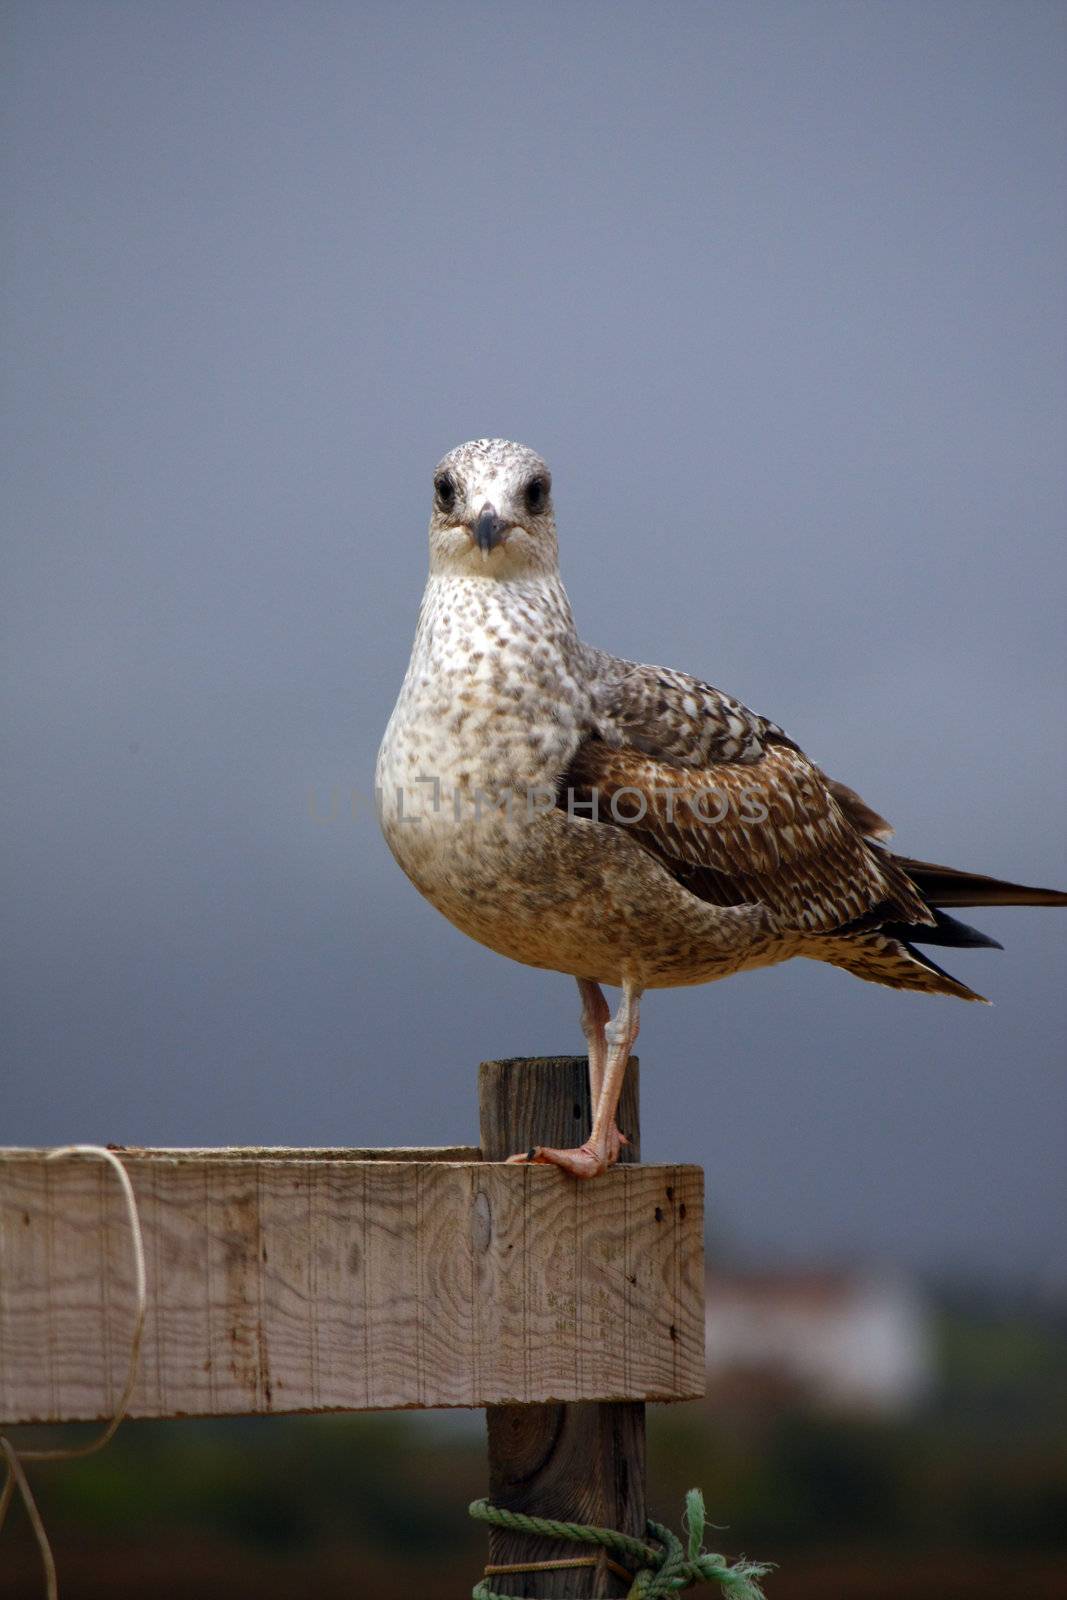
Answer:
[377,570,586,886]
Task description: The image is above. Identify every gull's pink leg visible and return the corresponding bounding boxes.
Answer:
[578,977,610,1106]
[508,981,642,1178]
[577,978,629,1162]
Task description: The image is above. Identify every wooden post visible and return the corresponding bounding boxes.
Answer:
[480,1057,645,1599]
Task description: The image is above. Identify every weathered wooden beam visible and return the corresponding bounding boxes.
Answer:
[103,1144,484,1163]
[480,1058,702,1598]
[0,1144,703,1425]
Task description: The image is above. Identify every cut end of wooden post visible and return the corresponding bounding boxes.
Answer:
[479,1055,640,1164]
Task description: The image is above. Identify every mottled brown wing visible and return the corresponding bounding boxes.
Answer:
[819,774,895,842]
[583,647,772,766]
[560,737,929,934]
[583,647,895,842]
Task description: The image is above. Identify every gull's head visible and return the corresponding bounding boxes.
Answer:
[428,438,558,578]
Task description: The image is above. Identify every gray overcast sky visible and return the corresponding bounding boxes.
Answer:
[3,1,1065,1291]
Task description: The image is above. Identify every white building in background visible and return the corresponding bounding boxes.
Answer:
[705,1267,935,1413]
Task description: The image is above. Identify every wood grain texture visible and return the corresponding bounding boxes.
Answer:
[0,1145,703,1424]
[479,1057,641,1163]
[480,1058,698,1598]
[105,1146,483,1163]
[487,1401,646,1598]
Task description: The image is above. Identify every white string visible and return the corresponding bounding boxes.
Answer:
[1,1144,148,1597]
[0,1441,57,1598]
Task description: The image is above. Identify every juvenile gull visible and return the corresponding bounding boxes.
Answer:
[377,439,1067,1177]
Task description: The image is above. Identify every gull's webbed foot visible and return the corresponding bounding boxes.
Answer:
[505,1125,629,1179]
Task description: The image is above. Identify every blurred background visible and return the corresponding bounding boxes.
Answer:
[3,1,1065,1595]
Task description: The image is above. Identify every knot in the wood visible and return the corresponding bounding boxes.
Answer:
[471,1188,493,1254]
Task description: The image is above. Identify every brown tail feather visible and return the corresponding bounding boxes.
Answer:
[814,929,989,1003]
[891,854,1067,909]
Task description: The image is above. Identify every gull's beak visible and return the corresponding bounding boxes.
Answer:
[473,505,508,554]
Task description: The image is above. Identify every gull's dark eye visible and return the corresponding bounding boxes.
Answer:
[524,475,549,515]
[434,472,456,512]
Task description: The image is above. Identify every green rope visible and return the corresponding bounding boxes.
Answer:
[470,1487,772,1598]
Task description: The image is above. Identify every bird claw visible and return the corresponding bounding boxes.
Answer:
[505,1127,629,1179]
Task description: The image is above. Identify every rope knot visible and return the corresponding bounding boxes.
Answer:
[469,1488,772,1599]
